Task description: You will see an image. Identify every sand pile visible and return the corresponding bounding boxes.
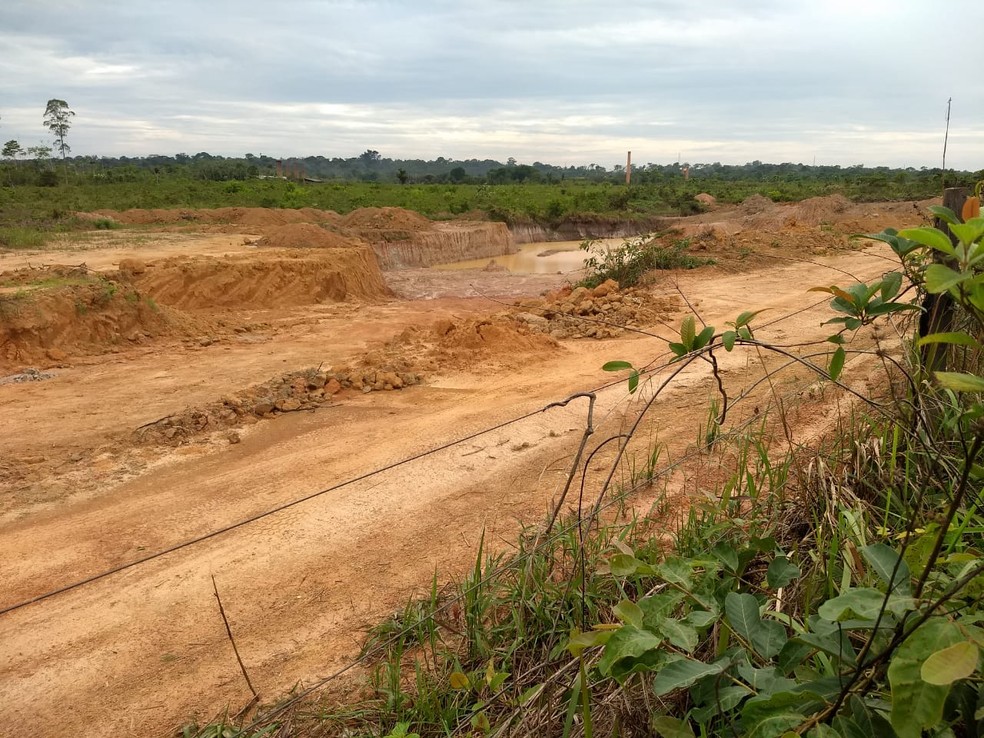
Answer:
[128,248,390,310]
[255,223,365,250]
[0,266,201,369]
[739,194,775,216]
[510,280,680,339]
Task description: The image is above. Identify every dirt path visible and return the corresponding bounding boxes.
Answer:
[0,237,898,736]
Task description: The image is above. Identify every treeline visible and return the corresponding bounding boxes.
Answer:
[2,148,980,191]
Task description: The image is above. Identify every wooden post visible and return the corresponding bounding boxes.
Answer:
[920,186,969,371]
[625,151,631,186]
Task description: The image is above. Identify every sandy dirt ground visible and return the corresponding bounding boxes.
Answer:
[0,200,925,737]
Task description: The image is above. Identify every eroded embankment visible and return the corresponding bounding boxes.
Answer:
[126,247,391,310]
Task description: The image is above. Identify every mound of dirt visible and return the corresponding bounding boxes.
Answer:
[128,247,390,310]
[695,193,717,208]
[87,207,342,228]
[739,194,775,215]
[785,194,852,226]
[0,267,201,369]
[340,207,432,231]
[255,223,365,250]
[511,280,681,339]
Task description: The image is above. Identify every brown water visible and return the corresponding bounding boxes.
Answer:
[433,238,623,274]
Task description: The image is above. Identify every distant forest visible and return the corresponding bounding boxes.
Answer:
[4,148,980,190]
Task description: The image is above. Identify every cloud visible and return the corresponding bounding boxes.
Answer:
[1,1,982,168]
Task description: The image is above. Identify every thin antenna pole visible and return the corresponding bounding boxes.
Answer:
[942,97,952,191]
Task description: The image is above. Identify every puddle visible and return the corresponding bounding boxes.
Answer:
[433,238,624,274]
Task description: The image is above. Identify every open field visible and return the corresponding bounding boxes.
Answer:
[0,196,935,736]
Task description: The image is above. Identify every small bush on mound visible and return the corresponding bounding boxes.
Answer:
[577,235,714,289]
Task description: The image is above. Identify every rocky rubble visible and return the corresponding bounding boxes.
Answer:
[510,279,679,339]
[133,359,423,446]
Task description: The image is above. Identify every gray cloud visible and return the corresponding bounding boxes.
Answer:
[1,0,982,168]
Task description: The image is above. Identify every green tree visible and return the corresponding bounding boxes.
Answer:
[43,99,75,160]
[27,144,52,166]
[2,139,23,160]
[396,168,408,185]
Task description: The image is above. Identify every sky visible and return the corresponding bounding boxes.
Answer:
[1,1,982,169]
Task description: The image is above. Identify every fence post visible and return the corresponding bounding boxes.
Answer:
[920,186,970,372]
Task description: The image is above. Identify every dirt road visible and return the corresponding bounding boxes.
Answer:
[0,212,906,737]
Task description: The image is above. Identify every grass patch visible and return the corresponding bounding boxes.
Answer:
[0,225,48,249]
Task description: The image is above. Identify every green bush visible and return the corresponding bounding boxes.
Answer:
[578,235,714,289]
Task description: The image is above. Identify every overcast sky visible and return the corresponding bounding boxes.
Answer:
[1,1,982,168]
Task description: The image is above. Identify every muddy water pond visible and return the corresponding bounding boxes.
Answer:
[433,238,625,274]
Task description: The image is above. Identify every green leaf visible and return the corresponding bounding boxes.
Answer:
[793,630,857,666]
[567,628,612,657]
[680,315,696,349]
[686,610,719,628]
[471,711,490,732]
[659,617,699,653]
[609,553,642,576]
[920,641,980,685]
[925,263,969,293]
[694,325,715,350]
[597,625,662,679]
[691,684,753,722]
[652,657,725,695]
[929,205,962,226]
[712,541,739,571]
[767,556,801,589]
[880,271,903,301]
[777,639,813,674]
[818,588,889,621]
[807,726,843,738]
[602,360,634,372]
[861,543,911,595]
[935,372,984,392]
[735,309,765,328]
[899,226,955,255]
[613,599,644,628]
[889,618,964,738]
[949,220,984,246]
[651,715,696,738]
[639,590,686,629]
[726,592,787,658]
[668,341,687,357]
[723,330,736,351]
[916,331,982,350]
[657,557,694,588]
[738,325,753,340]
[628,369,639,394]
[829,346,845,382]
[743,711,808,738]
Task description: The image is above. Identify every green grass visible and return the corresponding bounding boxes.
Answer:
[0,225,48,249]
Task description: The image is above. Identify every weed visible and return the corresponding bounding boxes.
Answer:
[578,235,714,289]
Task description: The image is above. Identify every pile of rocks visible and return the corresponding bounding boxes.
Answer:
[511,279,677,339]
[134,362,421,446]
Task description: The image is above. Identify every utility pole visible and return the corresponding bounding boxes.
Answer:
[625,151,632,186]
